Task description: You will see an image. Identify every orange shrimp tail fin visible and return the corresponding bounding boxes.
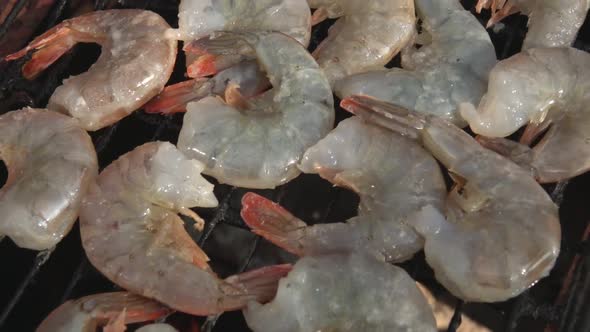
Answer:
[225,264,292,303]
[144,79,210,114]
[104,309,127,332]
[241,192,307,256]
[475,0,520,28]
[311,7,329,25]
[187,53,219,78]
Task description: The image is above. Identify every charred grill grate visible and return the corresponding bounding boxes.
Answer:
[0,0,589,331]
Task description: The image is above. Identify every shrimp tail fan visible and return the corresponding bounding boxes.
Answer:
[224,264,292,303]
[241,192,307,256]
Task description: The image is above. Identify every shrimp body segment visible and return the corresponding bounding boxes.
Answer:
[36,292,171,332]
[335,0,496,127]
[0,108,97,250]
[244,254,437,332]
[343,96,561,302]
[178,32,334,189]
[80,142,290,315]
[5,9,177,131]
[461,47,590,183]
[241,116,446,262]
[477,0,590,49]
[310,0,416,85]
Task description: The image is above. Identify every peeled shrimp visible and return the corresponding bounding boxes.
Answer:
[36,292,171,332]
[0,108,97,250]
[476,0,590,49]
[244,253,436,332]
[80,141,291,315]
[177,32,334,189]
[241,116,446,262]
[343,95,560,302]
[335,0,496,127]
[461,47,590,183]
[309,0,416,85]
[5,9,177,131]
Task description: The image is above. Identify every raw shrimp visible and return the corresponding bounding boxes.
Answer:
[0,108,97,250]
[36,292,171,332]
[244,253,437,332]
[177,32,334,189]
[476,0,590,49]
[80,141,291,315]
[461,47,590,183]
[309,0,416,85]
[335,0,496,127]
[4,9,177,131]
[241,116,446,262]
[342,95,561,302]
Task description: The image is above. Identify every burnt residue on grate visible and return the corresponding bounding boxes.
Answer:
[0,0,589,331]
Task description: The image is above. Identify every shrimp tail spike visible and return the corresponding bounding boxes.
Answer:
[144,79,211,114]
[224,82,251,110]
[240,192,307,256]
[476,136,537,176]
[224,264,292,303]
[486,1,519,28]
[340,95,424,140]
[520,120,552,146]
[475,0,492,12]
[103,309,126,332]
[311,7,329,26]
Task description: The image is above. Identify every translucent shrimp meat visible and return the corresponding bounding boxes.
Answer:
[309,0,416,85]
[343,95,561,302]
[5,9,177,131]
[177,32,334,189]
[335,0,496,127]
[0,108,97,250]
[244,253,437,332]
[461,47,590,183]
[36,292,171,332]
[80,141,291,315]
[476,0,590,49]
[241,116,446,262]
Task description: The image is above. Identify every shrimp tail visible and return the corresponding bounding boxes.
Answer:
[103,309,127,332]
[224,264,292,303]
[475,136,537,176]
[475,0,519,28]
[144,78,212,114]
[240,192,306,256]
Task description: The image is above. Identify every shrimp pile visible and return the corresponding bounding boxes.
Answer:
[244,253,437,332]
[343,95,560,302]
[5,9,177,131]
[461,47,590,183]
[241,116,446,262]
[476,0,590,49]
[177,31,334,189]
[335,0,496,126]
[80,141,291,315]
[0,108,97,250]
[310,0,416,85]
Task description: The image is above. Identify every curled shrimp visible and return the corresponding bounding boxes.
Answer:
[461,47,590,183]
[244,253,437,332]
[79,141,291,315]
[309,0,416,85]
[177,31,334,189]
[4,9,177,131]
[0,108,97,250]
[476,0,590,49]
[342,95,561,302]
[241,116,446,262]
[335,0,496,127]
[36,292,171,332]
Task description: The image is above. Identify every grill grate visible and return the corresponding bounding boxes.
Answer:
[0,1,589,331]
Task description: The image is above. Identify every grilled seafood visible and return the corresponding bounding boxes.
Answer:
[5,9,177,131]
[342,95,560,302]
[0,108,97,250]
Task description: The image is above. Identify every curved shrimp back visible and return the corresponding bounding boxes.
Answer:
[177,32,334,189]
[343,95,561,302]
[244,254,436,332]
[0,108,97,250]
[4,9,177,131]
[36,292,171,332]
[476,0,590,49]
[309,0,416,86]
[461,47,590,183]
[335,0,496,127]
[80,142,291,315]
[241,116,446,262]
